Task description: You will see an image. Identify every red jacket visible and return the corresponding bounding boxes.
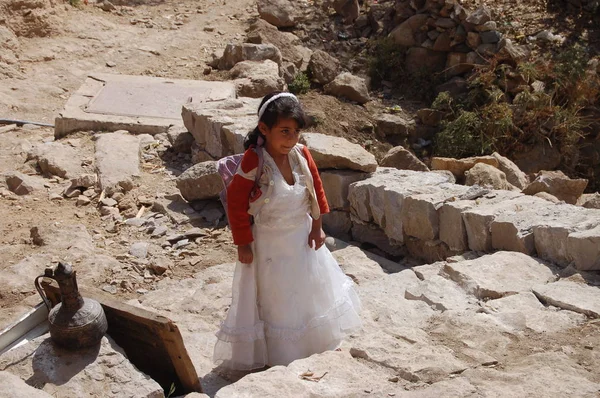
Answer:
[227,146,329,245]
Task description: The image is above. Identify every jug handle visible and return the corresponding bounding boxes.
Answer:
[35,274,53,311]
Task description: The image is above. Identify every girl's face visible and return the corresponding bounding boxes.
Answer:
[260,117,301,158]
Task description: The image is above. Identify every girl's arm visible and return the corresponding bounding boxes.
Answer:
[227,149,259,246]
[301,146,330,216]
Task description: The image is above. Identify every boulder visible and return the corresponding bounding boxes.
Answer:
[374,113,415,140]
[299,133,377,172]
[380,146,429,172]
[176,161,224,201]
[247,20,310,70]
[465,6,492,25]
[491,152,529,189]
[431,156,499,180]
[465,163,514,190]
[416,108,444,126]
[389,14,429,46]
[332,0,360,23]
[231,60,285,98]
[308,50,340,85]
[257,0,298,28]
[324,72,370,104]
[567,224,600,271]
[523,170,588,205]
[218,43,282,70]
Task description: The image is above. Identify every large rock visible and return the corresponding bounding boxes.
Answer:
[374,113,415,140]
[462,195,549,252]
[465,163,514,190]
[182,97,262,159]
[491,152,529,189]
[380,146,429,171]
[95,131,140,194]
[4,171,44,195]
[176,161,223,201]
[401,184,471,241]
[323,72,370,104]
[431,156,499,180]
[0,336,163,398]
[28,141,88,179]
[577,193,600,209]
[444,251,556,300]
[349,168,455,243]
[300,133,377,172]
[167,126,194,154]
[218,43,282,70]
[439,190,523,252]
[567,224,600,271]
[231,60,285,98]
[308,50,340,85]
[247,20,310,70]
[389,14,429,46]
[523,170,588,205]
[257,0,298,28]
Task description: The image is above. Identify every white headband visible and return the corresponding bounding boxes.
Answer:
[257,93,298,120]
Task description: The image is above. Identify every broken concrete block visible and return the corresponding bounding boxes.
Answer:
[401,184,470,241]
[567,224,600,271]
[55,73,235,137]
[321,170,370,210]
[95,131,141,194]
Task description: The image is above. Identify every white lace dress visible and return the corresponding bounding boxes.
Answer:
[213,151,362,370]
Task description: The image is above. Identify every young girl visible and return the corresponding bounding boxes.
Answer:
[213,92,362,370]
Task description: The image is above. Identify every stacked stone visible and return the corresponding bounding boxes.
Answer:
[387,0,520,77]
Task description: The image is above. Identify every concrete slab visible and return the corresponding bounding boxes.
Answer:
[55,73,236,138]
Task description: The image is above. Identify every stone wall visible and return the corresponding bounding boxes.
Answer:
[384,0,518,78]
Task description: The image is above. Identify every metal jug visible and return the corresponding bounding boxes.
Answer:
[35,262,108,349]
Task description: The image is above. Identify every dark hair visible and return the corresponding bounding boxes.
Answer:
[244,91,307,150]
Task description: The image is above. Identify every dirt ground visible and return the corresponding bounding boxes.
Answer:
[1,0,599,392]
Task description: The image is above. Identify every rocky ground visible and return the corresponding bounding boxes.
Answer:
[1,0,600,397]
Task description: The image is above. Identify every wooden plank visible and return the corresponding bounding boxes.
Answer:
[42,281,202,394]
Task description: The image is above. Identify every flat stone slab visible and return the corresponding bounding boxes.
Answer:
[481,292,586,333]
[0,371,53,397]
[533,280,600,318]
[55,73,236,137]
[95,131,141,194]
[444,251,557,300]
[0,335,163,398]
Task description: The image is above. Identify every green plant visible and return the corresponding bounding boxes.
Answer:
[288,72,310,95]
[367,37,407,87]
[166,383,176,398]
[434,110,493,158]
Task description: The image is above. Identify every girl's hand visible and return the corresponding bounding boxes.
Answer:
[238,244,253,264]
[308,227,326,250]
